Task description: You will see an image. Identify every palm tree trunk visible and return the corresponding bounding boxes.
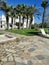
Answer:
[1,21,2,28]
[26,15,28,29]
[14,18,15,25]
[11,17,13,29]
[42,8,46,28]
[22,17,25,29]
[6,15,9,30]
[18,16,21,29]
[29,16,33,29]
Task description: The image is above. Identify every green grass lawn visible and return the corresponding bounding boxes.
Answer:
[44,28,49,34]
[6,29,40,36]
[0,33,3,35]
[6,28,49,36]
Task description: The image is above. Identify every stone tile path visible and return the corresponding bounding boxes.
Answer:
[0,32,49,65]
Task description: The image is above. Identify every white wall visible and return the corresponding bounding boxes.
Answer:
[0,15,34,29]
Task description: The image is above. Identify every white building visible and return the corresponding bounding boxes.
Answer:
[0,15,34,30]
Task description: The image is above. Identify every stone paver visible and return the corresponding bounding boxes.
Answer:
[27,60,33,65]
[35,55,45,60]
[3,62,15,65]
[0,32,49,65]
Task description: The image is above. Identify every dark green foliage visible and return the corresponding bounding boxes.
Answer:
[41,0,49,28]
[31,23,38,29]
[15,22,23,26]
[39,22,47,28]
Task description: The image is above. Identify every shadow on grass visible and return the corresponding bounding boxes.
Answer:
[0,33,3,35]
[6,29,40,36]
[27,32,49,39]
[27,31,40,36]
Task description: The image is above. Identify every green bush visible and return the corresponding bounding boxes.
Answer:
[31,23,38,29]
[39,22,47,28]
[31,25,35,29]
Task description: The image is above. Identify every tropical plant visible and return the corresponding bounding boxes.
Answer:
[25,6,30,29]
[29,5,40,29]
[9,6,14,29]
[39,22,47,28]
[20,4,26,29]
[16,5,22,29]
[41,0,49,28]
[10,6,18,29]
[0,1,11,29]
[5,6,11,30]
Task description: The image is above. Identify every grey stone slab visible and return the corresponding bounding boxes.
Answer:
[3,62,15,65]
[15,47,22,50]
[42,60,49,65]
[36,55,45,60]
[16,62,26,65]
[27,60,33,65]
[16,50,23,55]
[28,48,36,52]
[45,55,49,60]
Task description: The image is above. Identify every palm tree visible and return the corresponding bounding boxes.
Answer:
[41,0,48,28]
[0,0,3,9]
[5,6,11,30]
[0,1,9,29]
[0,0,5,28]
[13,7,18,28]
[29,6,40,29]
[22,15,26,29]
[16,5,22,29]
[9,6,14,29]
[26,6,30,29]
[20,4,26,29]
[0,1,11,29]
[10,6,17,29]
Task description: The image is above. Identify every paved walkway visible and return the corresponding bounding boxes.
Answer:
[0,32,49,65]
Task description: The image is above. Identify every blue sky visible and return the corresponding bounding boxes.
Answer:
[6,0,41,7]
[0,0,49,23]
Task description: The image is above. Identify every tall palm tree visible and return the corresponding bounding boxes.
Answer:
[29,6,40,29]
[16,5,22,29]
[10,6,17,29]
[5,6,11,30]
[20,4,26,29]
[1,1,10,29]
[0,0,3,9]
[9,6,14,29]
[0,1,11,29]
[13,7,18,27]
[26,6,30,29]
[41,0,48,28]
[0,0,5,28]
